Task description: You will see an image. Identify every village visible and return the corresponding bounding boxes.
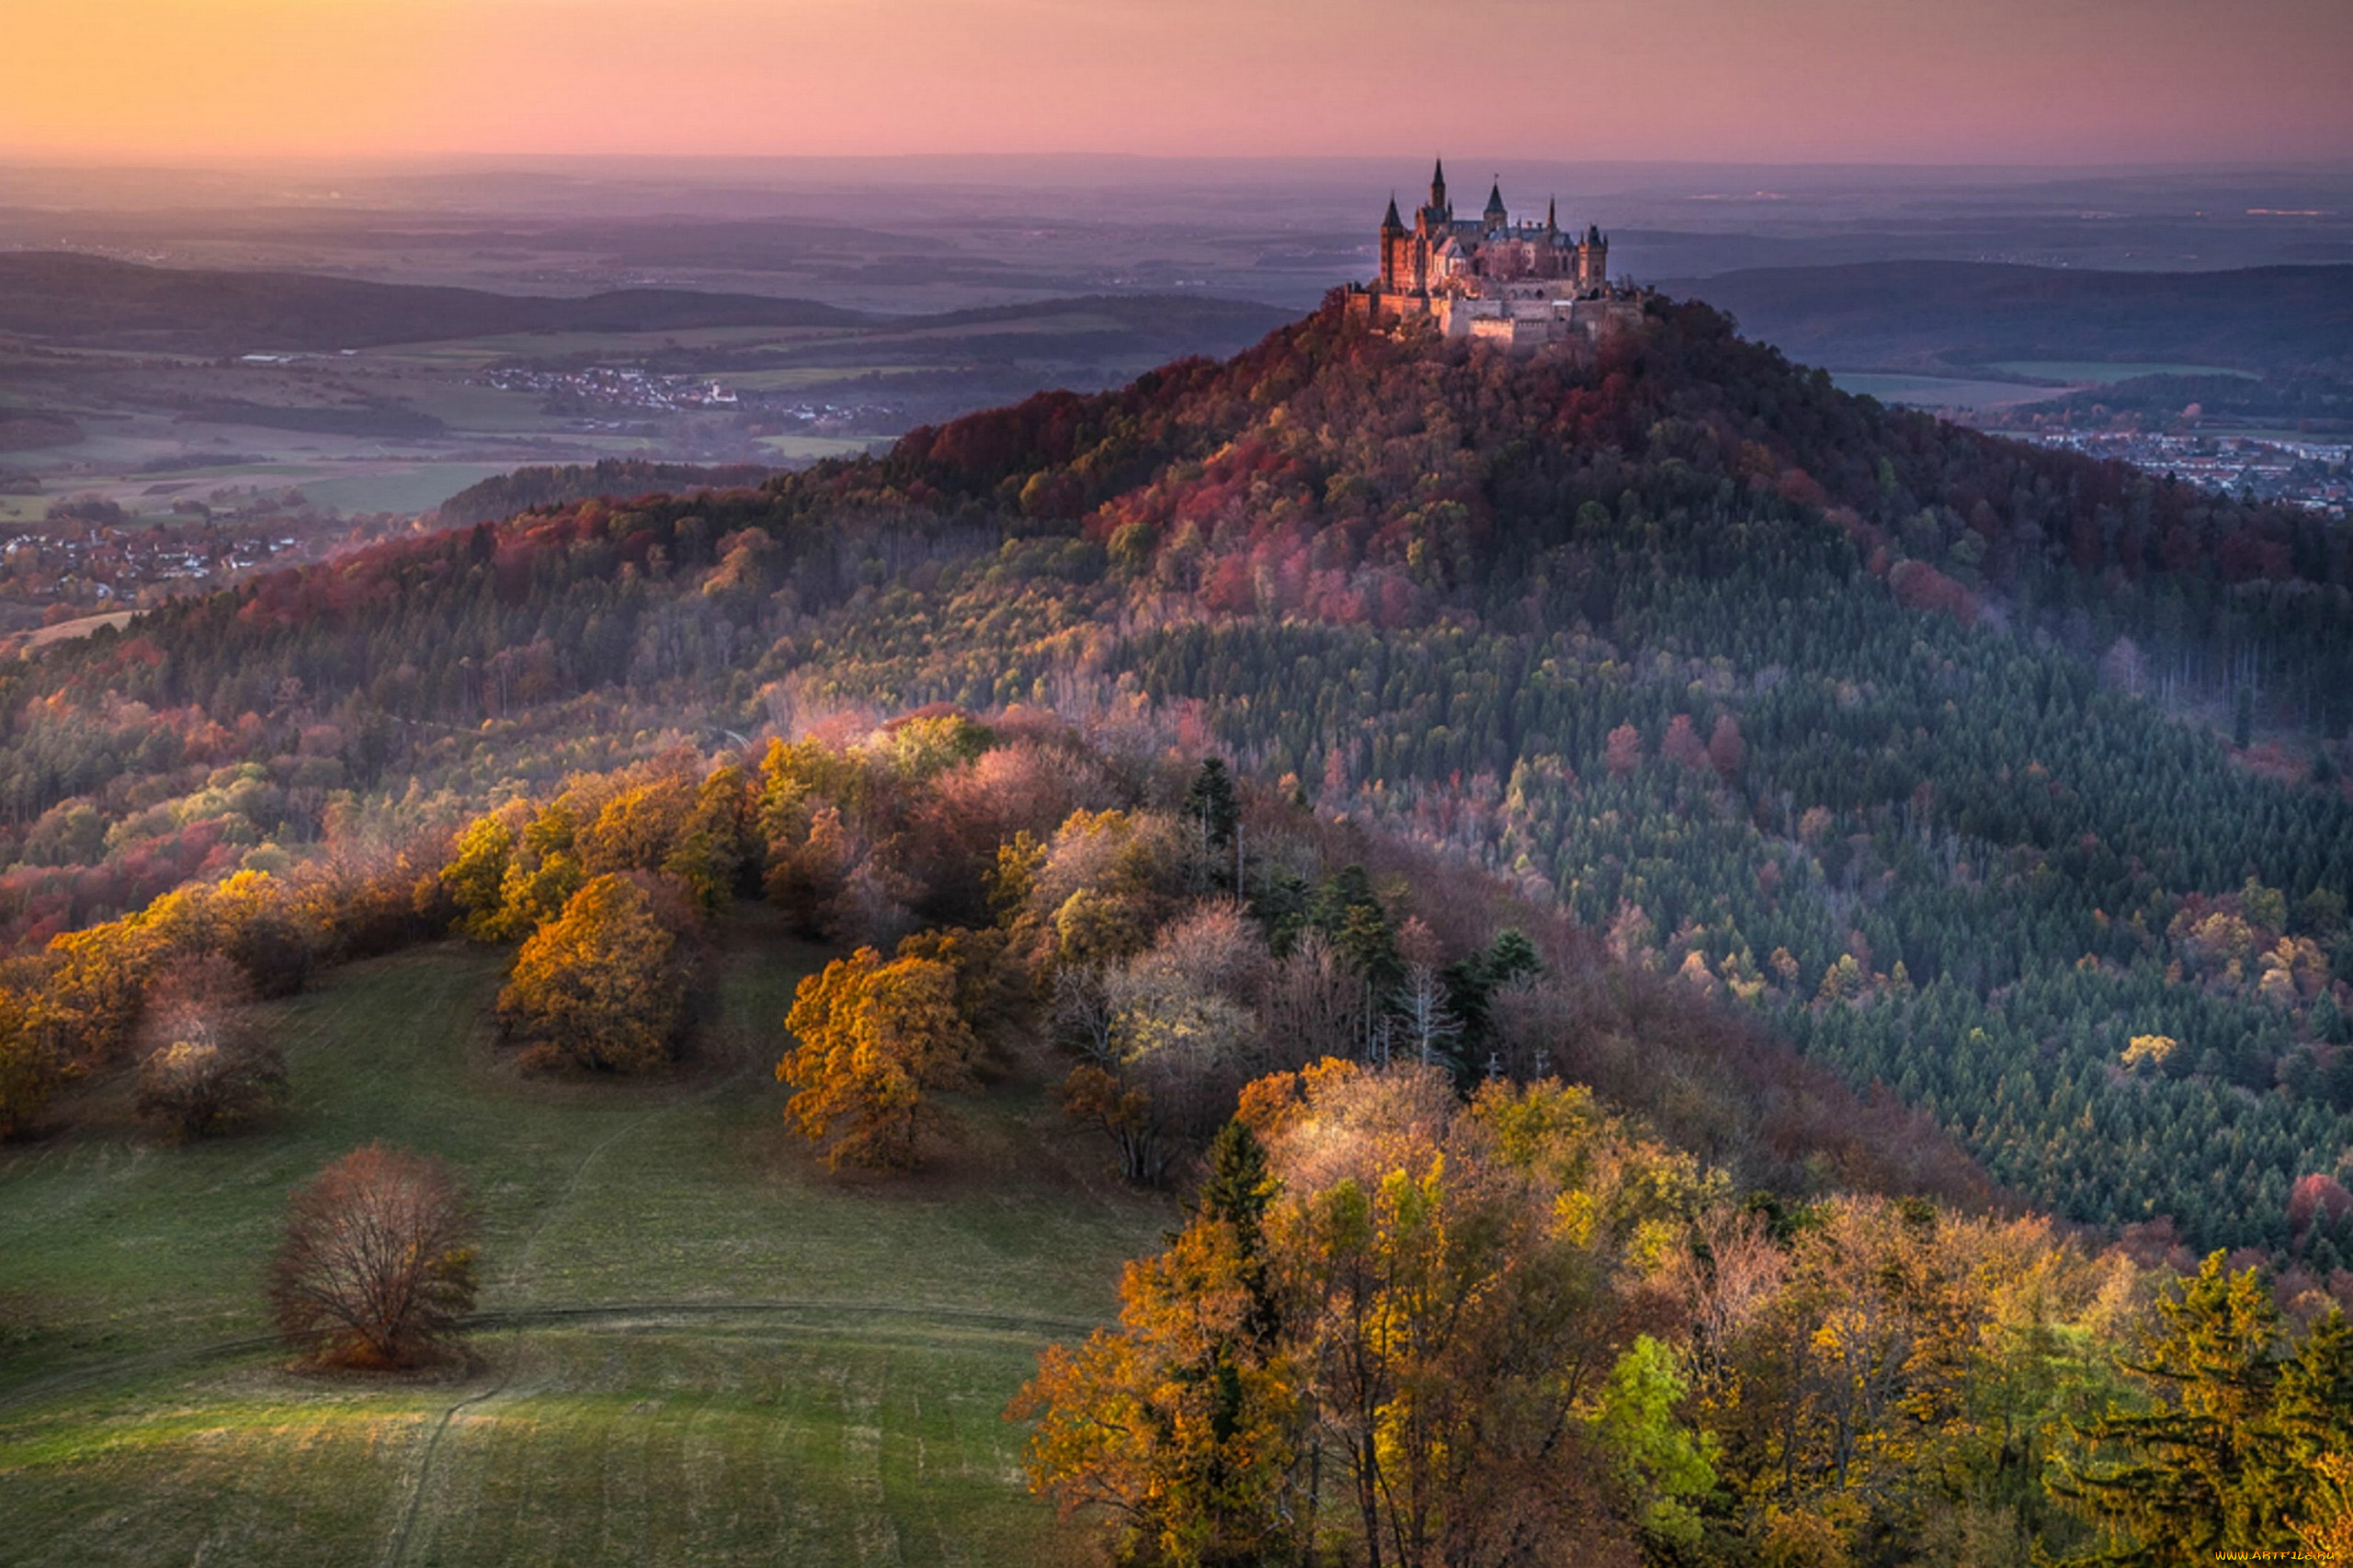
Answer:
[2011,428,2353,517]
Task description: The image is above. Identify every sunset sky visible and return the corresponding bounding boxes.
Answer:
[6,0,2350,166]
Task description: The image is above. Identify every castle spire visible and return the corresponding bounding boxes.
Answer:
[1546,196,1558,233]
[1484,177,1506,230]
[1429,158,1448,213]
[1381,193,1404,233]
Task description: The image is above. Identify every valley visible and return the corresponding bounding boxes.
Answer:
[2,152,2351,1568]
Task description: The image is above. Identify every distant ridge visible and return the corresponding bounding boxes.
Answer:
[0,253,1295,371]
[0,251,875,351]
[1663,259,2353,373]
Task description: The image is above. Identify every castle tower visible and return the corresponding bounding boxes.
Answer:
[1575,223,1608,292]
[1429,159,1449,216]
[1483,179,1507,234]
[1380,195,1406,290]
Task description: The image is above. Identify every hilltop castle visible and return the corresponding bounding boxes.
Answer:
[1344,161,1643,348]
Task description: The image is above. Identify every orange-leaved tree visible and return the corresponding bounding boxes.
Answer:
[0,987,58,1138]
[1010,1119,1300,1568]
[495,872,685,1073]
[778,941,978,1169]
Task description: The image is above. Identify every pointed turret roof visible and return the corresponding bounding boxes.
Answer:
[1381,194,1404,233]
[1546,197,1558,231]
[1484,178,1506,217]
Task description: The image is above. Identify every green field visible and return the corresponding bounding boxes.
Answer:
[291,464,522,517]
[1827,371,2069,410]
[756,435,889,461]
[0,917,1164,1566]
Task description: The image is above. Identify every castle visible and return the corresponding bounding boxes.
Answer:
[1343,160,1643,348]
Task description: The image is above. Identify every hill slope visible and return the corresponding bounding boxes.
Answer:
[0,924,1159,1566]
[7,297,2352,1261]
[1663,259,2353,372]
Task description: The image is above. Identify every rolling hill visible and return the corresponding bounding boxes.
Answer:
[6,281,2353,1568]
[0,251,877,352]
[6,292,2351,1257]
[0,252,1292,361]
[1662,258,2353,372]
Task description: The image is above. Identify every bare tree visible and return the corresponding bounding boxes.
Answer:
[1049,963,1118,1065]
[134,953,284,1140]
[1261,930,1365,1065]
[268,1143,479,1368]
[1392,920,1462,1070]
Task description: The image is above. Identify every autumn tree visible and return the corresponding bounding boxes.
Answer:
[0,986,59,1138]
[268,1143,478,1368]
[1013,1118,1302,1568]
[1018,1062,1688,1568]
[578,770,697,876]
[440,806,524,940]
[1603,722,1643,779]
[1392,918,1461,1071]
[495,872,686,1073]
[1020,808,1182,969]
[133,952,285,1140]
[1707,713,1746,784]
[1662,713,1710,772]
[1260,930,1366,1064]
[2052,1251,2353,1565]
[2298,1454,2353,1568]
[778,939,979,1169]
[664,762,756,913]
[1063,902,1272,1184]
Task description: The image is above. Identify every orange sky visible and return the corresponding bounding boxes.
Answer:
[6,0,2350,165]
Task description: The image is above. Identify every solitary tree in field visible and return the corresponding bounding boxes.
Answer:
[268,1143,479,1368]
[779,944,978,1169]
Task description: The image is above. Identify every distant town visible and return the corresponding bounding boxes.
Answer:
[2002,429,2352,518]
[472,363,900,435]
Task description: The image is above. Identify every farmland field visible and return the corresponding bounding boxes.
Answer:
[1826,370,2075,410]
[0,915,1165,1567]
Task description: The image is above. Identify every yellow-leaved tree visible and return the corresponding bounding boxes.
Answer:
[778,942,978,1169]
[495,873,683,1073]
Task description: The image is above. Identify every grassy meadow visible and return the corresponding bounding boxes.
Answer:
[0,915,1165,1566]
[1825,370,2075,410]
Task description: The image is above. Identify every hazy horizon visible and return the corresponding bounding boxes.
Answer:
[10,0,2351,166]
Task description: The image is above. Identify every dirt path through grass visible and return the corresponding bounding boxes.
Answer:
[0,923,1163,1566]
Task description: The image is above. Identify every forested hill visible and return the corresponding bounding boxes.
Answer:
[9,295,2353,1267]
